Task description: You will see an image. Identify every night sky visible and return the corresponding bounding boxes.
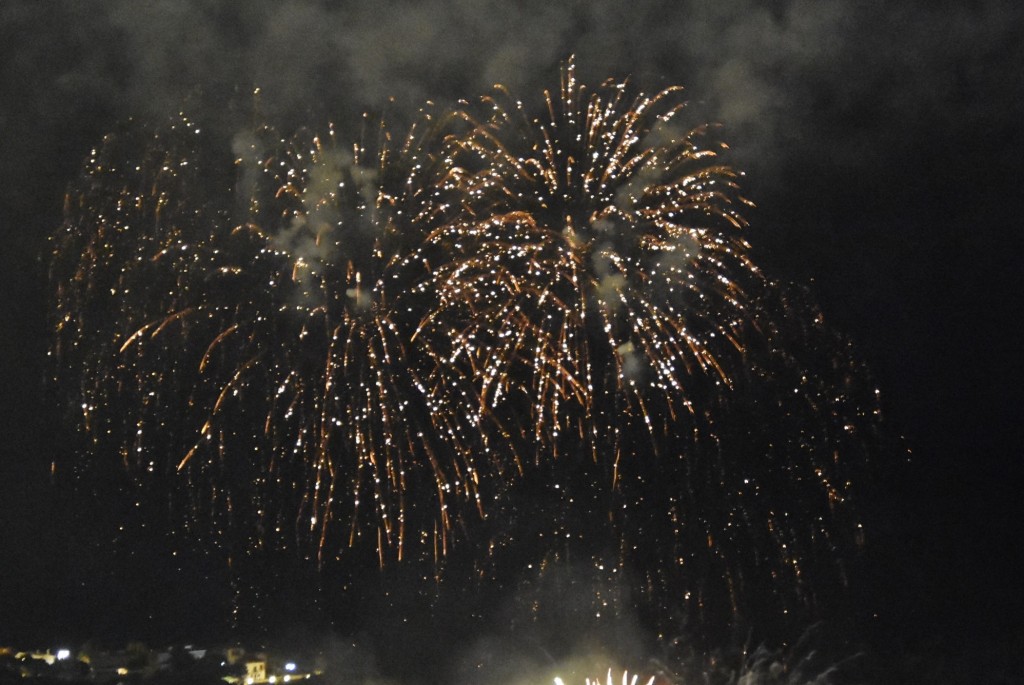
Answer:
[2,0,1023,681]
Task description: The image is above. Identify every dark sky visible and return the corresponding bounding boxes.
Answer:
[2,0,1023,670]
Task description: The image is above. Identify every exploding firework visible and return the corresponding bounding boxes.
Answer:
[418,62,756,464]
[415,63,877,629]
[51,108,500,568]
[50,62,882,636]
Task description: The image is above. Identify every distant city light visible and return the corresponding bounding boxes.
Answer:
[56,650,71,661]
[285,663,297,672]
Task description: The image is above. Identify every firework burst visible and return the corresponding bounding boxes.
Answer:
[51,109,498,567]
[419,61,757,465]
[410,63,875,624]
[50,61,883,635]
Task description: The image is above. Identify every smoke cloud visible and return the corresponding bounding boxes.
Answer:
[5,1,1022,157]
[4,0,1021,314]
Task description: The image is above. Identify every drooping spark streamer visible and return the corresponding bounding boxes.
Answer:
[50,62,884,637]
[51,109,496,569]
[414,62,878,630]
[424,59,757,463]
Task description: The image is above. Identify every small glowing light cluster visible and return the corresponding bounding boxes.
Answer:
[555,669,654,685]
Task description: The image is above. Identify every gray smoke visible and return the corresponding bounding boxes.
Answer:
[3,0,1022,217]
